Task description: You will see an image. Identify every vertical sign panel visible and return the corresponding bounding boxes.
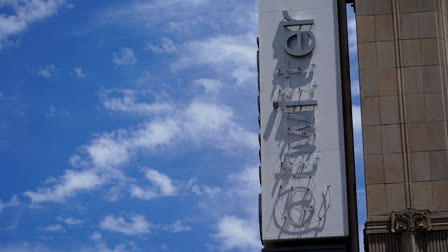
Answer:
[258,0,349,242]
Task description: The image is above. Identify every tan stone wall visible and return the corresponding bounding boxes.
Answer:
[356,0,448,220]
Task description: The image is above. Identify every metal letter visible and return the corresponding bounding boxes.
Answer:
[282,11,316,57]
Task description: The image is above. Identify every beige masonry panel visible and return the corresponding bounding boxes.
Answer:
[356,0,448,250]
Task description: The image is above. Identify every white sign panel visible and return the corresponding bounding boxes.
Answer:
[258,0,349,242]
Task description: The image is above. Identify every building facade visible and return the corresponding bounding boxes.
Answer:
[355,0,448,250]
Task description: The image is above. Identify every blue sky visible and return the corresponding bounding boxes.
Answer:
[0,1,365,251]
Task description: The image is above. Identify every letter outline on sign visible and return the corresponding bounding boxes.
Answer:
[281,11,316,57]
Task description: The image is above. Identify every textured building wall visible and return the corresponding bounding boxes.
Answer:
[356,0,448,218]
[356,0,448,250]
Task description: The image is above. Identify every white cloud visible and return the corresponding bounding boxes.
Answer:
[0,242,61,252]
[88,232,134,252]
[90,231,103,241]
[352,105,364,157]
[204,35,253,67]
[85,134,132,169]
[130,168,177,200]
[24,170,103,204]
[100,214,151,236]
[185,165,261,252]
[0,240,135,252]
[0,195,20,213]
[91,0,256,40]
[173,33,257,86]
[212,166,260,219]
[112,48,137,65]
[183,101,257,150]
[145,169,176,195]
[132,0,208,9]
[69,154,89,168]
[348,16,356,33]
[129,185,158,200]
[41,224,64,232]
[85,119,179,169]
[228,166,259,198]
[352,105,361,133]
[23,111,181,203]
[194,78,222,94]
[185,101,232,132]
[99,215,190,236]
[58,217,84,225]
[145,38,176,53]
[23,82,256,204]
[351,80,360,96]
[101,89,173,115]
[189,166,260,251]
[73,67,85,78]
[214,215,260,251]
[0,0,68,50]
[92,93,256,170]
[191,184,221,198]
[37,65,55,77]
[166,0,208,4]
[163,220,191,233]
[124,120,178,149]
